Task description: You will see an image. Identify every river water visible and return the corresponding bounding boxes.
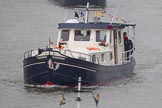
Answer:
[0,0,162,108]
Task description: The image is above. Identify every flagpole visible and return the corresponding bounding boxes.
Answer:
[64,8,68,22]
[49,37,50,48]
[48,37,51,83]
[110,9,117,25]
[48,37,52,56]
[77,77,81,108]
[85,2,89,23]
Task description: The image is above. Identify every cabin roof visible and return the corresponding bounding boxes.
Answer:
[58,22,136,30]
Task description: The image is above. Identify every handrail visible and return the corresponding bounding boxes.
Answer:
[63,49,91,57]
[24,48,99,64]
[24,50,34,59]
[24,48,61,59]
[62,49,99,64]
[121,47,135,63]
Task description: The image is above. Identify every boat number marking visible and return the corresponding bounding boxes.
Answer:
[52,56,65,60]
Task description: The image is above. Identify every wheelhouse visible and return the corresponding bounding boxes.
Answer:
[54,22,136,66]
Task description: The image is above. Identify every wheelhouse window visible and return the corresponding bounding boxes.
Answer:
[96,31,106,42]
[118,31,122,44]
[74,30,90,41]
[61,30,70,41]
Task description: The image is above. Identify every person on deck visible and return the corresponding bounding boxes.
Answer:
[123,32,129,51]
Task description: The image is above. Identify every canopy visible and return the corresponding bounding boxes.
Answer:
[58,22,136,30]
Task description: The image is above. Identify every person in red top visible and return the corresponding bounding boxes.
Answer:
[123,32,129,60]
[123,32,129,51]
[123,32,128,41]
[123,32,134,60]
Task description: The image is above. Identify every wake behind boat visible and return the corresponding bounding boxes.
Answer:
[23,3,136,88]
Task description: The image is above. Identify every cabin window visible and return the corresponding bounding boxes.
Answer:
[101,53,105,62]
[96,31,106,42]
[92,55,96,63]
[61,30,70,41]
[74,30,90,41]
[109,52,113,60]
[118,31,122,44]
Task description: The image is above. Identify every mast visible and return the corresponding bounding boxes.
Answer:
[85,2,89,23]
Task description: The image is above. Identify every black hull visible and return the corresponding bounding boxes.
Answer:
[53,0,107,7]
[23,54,135,87]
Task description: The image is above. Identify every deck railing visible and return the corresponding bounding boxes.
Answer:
[24,50,37,59]
[62,49,99,64]
[121,48,135,63]
[24,47,135,65]
[24,48,50,59]
[24,48,99,64]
